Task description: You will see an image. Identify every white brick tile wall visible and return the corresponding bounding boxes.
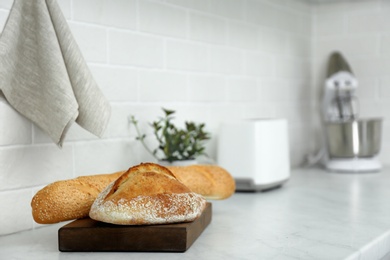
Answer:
[57,0,71,19]
[288,79,312,102]
[0,98,32,146]
[381,12,390,32]
[89,65,138,102]
[68,22,108,63]
[209,0,245,20]
[351,58,385,78]
[227,78,258,102]
[379,77,390,98]
[188,74,226,102]
[12,0,390,236]
[281,0,311,14]
[166,40,209,71]
[166,0,210,15]
[72,0,136,29]
[138,70,187,101]
[245,52,274,77]
[139,0,187,38]
[358,99,383,119]
[314,1,379,15]
[257,28,287,55]
[243,103,276,119]
[204,104,245,130]
[228,21,258,50]
[347,12,383,34]
[0,9,9,30]
[109,30,163,67]
[33,122,100,144]
[278,58,311,79]
[126,105,168,132]
[380,33,390,56]
[246,0,278,28]
[210,47,244,74]
[0,0,12,9]
[343,0,381,13]
[260,78,290,103]
[106,104,135,138]
[314,13,346,36]
[0,144,73,190]
[189,12,227,44]
[0,189,33,234]
[287,35,311,58]
[356,77,379,100]
[274,9,305,34]
[315,35,379,60]
[73,140,136,176]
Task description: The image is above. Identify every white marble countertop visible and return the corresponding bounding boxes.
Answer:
[1,167,390,260]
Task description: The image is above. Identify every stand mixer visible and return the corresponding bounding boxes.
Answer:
[318,52,383,172]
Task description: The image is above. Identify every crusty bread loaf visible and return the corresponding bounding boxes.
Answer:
[167,165,235,200]
[89,163,206,225]
[31,164,235,224]
[31,171,124,224]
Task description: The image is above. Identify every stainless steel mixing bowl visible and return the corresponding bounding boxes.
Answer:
[325,118,382,158]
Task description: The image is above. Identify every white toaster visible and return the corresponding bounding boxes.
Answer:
[217,119,290,191]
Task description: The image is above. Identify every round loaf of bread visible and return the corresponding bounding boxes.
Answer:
[89,163,206,225]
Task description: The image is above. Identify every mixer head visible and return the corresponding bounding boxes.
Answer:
[327,51,353,78]
[324,51,358,121]
[325,51,358,91]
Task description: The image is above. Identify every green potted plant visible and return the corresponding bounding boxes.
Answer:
[130,108,211,165]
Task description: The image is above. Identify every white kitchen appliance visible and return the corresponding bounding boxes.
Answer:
[217,119,290,191]
[317,52,383,172]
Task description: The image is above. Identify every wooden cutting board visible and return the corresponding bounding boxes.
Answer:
[58,203,211,252]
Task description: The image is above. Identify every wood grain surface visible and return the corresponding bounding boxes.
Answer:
[58,203,212,252]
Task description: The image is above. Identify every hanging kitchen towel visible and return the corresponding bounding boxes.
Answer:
[0,0,111,146]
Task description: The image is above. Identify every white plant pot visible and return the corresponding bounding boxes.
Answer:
[157,159,198,167]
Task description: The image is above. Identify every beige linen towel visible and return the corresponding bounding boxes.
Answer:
[0,0,111,146]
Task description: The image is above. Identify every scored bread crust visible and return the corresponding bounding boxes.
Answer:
[89,163,206,225]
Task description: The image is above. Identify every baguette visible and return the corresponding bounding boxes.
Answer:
[168,165,235,200]
[31,164,235,224]
[89,163,206,225]
[31,171,124,224]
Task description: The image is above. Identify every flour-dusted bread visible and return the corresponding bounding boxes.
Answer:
[89,163,207,225]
